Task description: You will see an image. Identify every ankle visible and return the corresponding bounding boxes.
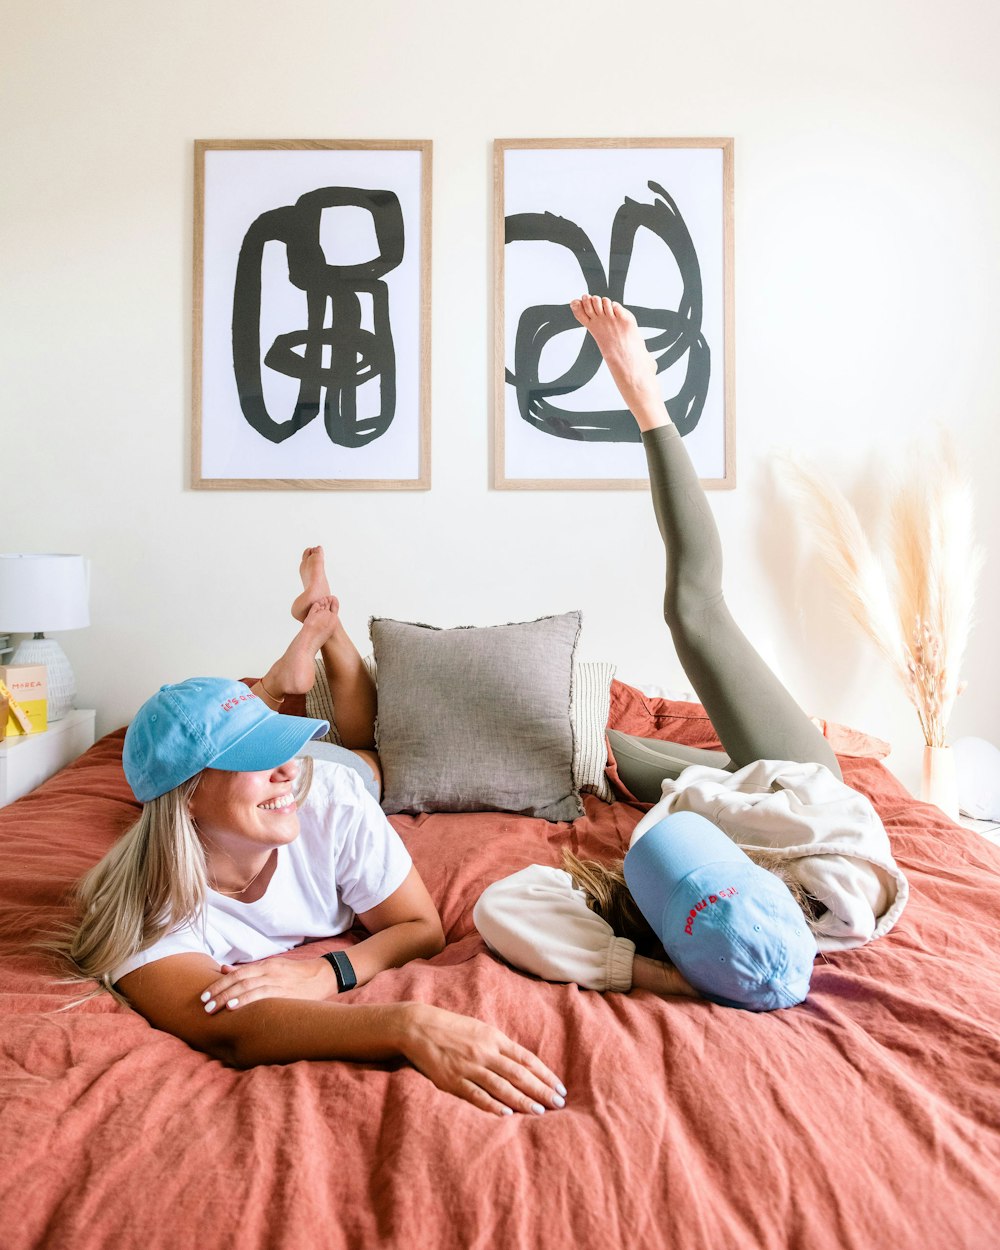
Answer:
[632,403,673,434]
[255,672,287,709]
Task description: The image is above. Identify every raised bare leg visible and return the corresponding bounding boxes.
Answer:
[253,598,341,709]
[572,296,841,780]
[289,546,377,750]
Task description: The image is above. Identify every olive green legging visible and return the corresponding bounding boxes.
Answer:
[609,425,841,804]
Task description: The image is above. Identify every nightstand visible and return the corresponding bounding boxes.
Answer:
[0,709,97,806]
[959,815,1000,846]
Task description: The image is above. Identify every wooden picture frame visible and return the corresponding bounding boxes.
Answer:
[193,140,432,490]
[494,138,735,490]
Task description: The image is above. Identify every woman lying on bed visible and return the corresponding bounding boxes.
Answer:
[474,296,904,1011]
[56,597,566,1118]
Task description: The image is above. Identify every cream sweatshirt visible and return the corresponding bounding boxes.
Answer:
[474,761,909,992]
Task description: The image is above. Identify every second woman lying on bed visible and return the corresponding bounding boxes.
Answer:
[474,296,906,1011]
[56,594,566,1119]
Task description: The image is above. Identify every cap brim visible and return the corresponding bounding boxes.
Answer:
[208,711,329,774]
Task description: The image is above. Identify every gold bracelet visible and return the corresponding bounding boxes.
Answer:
[258,678,285,707]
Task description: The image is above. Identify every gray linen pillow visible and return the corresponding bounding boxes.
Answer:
[306,654,615,802]
[371,612,584,821]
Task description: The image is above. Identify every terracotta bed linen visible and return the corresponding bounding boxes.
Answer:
[2,689,999,1250]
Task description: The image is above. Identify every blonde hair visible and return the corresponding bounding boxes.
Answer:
[52,756,314,1004]
[562,850,665,957]
[562,844,820,955]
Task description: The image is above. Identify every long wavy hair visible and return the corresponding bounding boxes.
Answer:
[562,844,820,957]
[51,757,314,1004]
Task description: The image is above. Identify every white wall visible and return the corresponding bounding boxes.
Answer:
[3,0,998,795]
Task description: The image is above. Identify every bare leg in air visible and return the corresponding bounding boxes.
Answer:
[254,549,381,794]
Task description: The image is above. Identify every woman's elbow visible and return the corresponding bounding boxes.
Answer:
[421,915,446,958]
[207,1020,282,1070]
[188,1019,249,1068]
[206,1036,246,1068]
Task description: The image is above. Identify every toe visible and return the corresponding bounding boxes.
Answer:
[614,302,636,326]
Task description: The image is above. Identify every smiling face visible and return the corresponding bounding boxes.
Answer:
[188,757,302,857]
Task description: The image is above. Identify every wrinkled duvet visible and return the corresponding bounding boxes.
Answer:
[2,683,998,1250]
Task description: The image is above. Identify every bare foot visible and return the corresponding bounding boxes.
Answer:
[263,598,341,700]
[291,546,335,623]
[570,295,669,433]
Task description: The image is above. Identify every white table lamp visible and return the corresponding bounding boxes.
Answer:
[0,554,90,721]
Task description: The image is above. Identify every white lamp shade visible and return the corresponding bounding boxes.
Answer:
[0,553,90,632]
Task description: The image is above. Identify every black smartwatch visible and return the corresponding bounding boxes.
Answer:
[322,950,357,993]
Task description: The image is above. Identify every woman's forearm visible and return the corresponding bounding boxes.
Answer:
[212,997,568,1121]
[631,954,700,999]
[345,917,445,989]
[220,997,411,1067]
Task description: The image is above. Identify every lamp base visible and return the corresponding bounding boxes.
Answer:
[11,636,76,721]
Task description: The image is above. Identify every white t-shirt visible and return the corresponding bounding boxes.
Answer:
[112,760,412,983]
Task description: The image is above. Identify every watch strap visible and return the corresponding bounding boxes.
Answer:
[322,950,358,993]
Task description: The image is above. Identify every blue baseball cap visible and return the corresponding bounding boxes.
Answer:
[123,678,329,802]
[623,812,817,1011]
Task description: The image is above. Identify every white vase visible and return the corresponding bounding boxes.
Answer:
[921,745,959,821]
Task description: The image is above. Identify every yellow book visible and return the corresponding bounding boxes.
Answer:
[0,666,48,735]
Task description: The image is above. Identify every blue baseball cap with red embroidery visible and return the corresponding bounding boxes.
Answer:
[623,811,817,1011]
[123,677,329,802]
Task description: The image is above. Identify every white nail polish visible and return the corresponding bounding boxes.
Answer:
[204,1000,216,1013]
[500,1106,514,1116]
[556,1082,567,1097]
[552,1095,565,1109]
[200,991,210,1002]
[227,999,239,1009]
[531,1103,545,1116]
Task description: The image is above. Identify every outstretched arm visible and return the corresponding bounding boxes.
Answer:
[118,953,565,1117]
[475,865,636,991]
[474,864,700,999]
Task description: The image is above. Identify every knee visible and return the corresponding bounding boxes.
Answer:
[662,583,725,636]
[352,749,382,799]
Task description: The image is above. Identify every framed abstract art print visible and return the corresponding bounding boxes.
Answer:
[494,138,734,490]
[193,139,431,490]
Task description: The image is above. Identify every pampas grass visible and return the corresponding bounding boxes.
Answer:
[780,435,984,747]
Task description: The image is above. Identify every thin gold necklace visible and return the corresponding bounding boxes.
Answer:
[211,849,275,897]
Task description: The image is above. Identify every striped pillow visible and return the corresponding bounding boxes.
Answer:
[570,661,616,802]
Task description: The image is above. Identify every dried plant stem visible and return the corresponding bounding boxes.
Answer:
[780,436,983,748]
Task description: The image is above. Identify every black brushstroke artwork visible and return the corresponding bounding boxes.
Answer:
[232,187,403,447]
[505,181,710,442]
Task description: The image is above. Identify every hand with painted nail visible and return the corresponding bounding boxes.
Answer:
[398,1002,566,1117]
[200,957,336,1014]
